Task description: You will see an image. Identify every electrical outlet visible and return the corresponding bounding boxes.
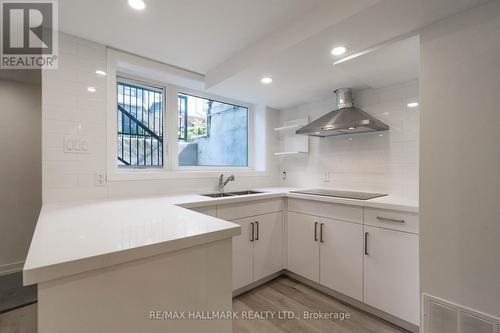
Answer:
[324,171,330,182]
[281,171,287,180]
[95,172,105,186]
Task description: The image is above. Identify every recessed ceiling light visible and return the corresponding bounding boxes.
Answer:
[348,126,355,130]
[261,77,273,84]
[95,70,106,76]
[407,102,419,108]
[331,46,346,56]
[128,0,145,10]
[87,86,96,93]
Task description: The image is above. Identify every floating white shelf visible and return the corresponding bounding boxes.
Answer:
[274,117,309,157]
[273,124,300,132]
[274,151,308,156]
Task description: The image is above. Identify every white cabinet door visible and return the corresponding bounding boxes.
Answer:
[253,212,283,281]
[231,217,254,291]
[286,211,320,282]
[363,225,420,325]
[319,217,363,301]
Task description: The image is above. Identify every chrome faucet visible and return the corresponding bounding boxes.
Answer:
[217,174,235,192]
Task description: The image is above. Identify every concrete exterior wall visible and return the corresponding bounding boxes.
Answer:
[181,107,248,166]
[0,78,41,274]
[420,1,500,320]
[178,142,198,166]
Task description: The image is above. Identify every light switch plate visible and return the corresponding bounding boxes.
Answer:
[64,136,90,154]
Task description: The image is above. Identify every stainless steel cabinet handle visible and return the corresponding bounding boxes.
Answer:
[320,223,324,243]
[376,216,405,223]
[255,221,259,241]
[314,222,318,241]
[250,222,254,242]
[364,232,369,255]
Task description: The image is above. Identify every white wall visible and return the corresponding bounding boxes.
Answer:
[278,80,419,201]
[0,78,41,274]
[42,34,279,203]
[420,1,500,320]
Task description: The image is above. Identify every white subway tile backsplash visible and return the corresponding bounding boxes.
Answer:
[41,33,277,203]
[44,173,79,189]
[44,147,79,161]
[279,80,419,200]
[42,118,81,135]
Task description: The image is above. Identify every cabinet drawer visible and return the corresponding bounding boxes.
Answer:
[364,208,419,234]
[287,198,363,224]
[217,198,283,220]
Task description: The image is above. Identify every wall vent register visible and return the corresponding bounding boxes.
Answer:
[423,294,500,333]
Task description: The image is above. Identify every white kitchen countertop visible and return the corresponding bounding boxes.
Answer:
[24,187,418,285]
[174,187,419,213]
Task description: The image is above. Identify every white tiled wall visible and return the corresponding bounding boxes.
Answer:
[43,33,418,203]
[42,33,279,203]
[279,80,419,201]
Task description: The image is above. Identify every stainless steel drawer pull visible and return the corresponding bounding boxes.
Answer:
[314,222,318,241]
[376,216,405,224]
[364,232,369,256]
[255,221,259,241]
[320,223,324,243]
[250,222,254,242]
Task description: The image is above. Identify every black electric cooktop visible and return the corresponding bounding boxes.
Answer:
[290,189,388,200]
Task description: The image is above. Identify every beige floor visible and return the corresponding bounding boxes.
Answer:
[233,276,408,333]
[0,304,37,333]
[0,277,408,333]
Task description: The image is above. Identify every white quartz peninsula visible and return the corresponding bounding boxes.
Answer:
[24,196,240,333]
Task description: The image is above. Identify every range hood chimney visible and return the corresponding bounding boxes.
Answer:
[296,88,389,137]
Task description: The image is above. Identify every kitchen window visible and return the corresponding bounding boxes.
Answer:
[116,79,164,168]
[177,93,248,167]
[106,49,260,181]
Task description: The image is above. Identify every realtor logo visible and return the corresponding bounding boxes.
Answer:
[1,0,58,68]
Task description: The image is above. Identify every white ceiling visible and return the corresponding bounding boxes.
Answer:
[206,0,490,109]
[335,36,420,90]
[58,0,490,109]
[59,0,331,74]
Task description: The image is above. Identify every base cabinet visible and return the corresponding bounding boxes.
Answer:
[253,212,284,281]
[232,217,254,290]
[363,225,419,325]
[286,212,363,301]
[319,217,363,301]
[231,211,283,291]
[286,211,319,282]
[193,197,419,328]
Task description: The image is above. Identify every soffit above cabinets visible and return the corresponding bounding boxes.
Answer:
[205,0,489,109]
[58,0,490,110]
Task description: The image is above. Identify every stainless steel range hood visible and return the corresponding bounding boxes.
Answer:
[296,88,389,137]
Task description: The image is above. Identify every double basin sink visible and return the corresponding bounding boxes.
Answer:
[202,190,263,198]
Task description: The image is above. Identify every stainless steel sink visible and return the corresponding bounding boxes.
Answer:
[202,193,234,198]
[226,190,263,196]
[201,190,263,198]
